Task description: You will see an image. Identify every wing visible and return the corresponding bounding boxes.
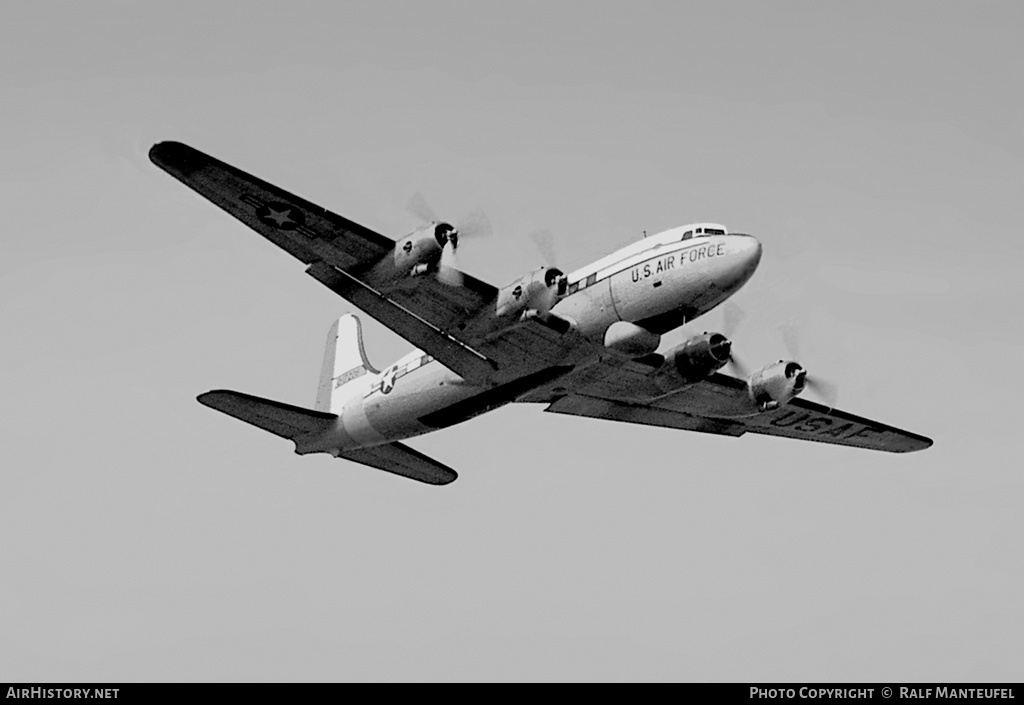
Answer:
[150,141,394,269]
[152,142,593,384]
[744,395,933,452]
[536,363,932,453]
[656,373,932,452]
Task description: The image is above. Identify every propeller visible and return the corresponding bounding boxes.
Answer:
[406,192,438,223]
[779,321,839,407]
[526,227,572,299]
[407,193,493,286]
[438,209,493,286]
[720,300,750,378]
[528,228,558,267]
[457,208,493,241]
[407,192,493,240]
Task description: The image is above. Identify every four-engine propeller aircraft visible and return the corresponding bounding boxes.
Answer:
[150,141,932,485]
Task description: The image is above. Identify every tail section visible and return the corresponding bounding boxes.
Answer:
[197,313,458,485]
[314,314,379,413]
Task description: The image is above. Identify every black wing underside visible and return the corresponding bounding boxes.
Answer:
[537,367,932,453]
[149,141,393,268]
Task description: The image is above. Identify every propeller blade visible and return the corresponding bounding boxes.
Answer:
[778,321,838,405]
[458,208,493,240]
[779,321,801,360]
[725,349,750,379]
[436,241,464,286]
[805,376,839,408]
[406,192,438,223]
[528,229,558,267]
[722,300,747,338]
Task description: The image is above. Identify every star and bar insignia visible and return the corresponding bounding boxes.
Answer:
[380,367,398,394]
[241,194,318,238]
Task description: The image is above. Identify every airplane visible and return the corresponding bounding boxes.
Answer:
[150,141,932,485]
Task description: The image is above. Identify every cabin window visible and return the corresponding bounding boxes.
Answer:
[586,273,597,287]
[568,282,580,295]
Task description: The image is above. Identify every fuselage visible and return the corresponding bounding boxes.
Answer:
[323,224,762,452]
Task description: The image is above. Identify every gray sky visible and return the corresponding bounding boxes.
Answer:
[2,0,1022,681]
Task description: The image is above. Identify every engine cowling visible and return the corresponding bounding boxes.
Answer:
[748,360,807,411]
[496,266,567,319]
[392,222,455,277]
[655,332,732,391]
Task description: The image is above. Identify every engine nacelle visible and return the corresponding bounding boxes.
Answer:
[655,332,732,391]
[748,360,807,411]
[496,266,567,319]
[392,222,456,277]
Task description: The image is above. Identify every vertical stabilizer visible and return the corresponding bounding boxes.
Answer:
[315,314,378,412]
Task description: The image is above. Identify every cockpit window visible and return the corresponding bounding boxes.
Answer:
[682,230,693,240]
[704,227,725,235]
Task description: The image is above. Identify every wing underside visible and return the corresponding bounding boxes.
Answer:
[540,367,932,453]
[149,141,394,269]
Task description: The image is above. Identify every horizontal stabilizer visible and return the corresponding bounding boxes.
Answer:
[339,443,458,485]
[198,390,337,440]
[199,390,455,484]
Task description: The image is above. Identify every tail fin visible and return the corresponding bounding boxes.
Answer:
[314,314,378,412]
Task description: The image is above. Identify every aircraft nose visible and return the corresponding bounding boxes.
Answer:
[737,234,762,275]
[716,233,761,293]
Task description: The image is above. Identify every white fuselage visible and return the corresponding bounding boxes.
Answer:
[320,225,762,452]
